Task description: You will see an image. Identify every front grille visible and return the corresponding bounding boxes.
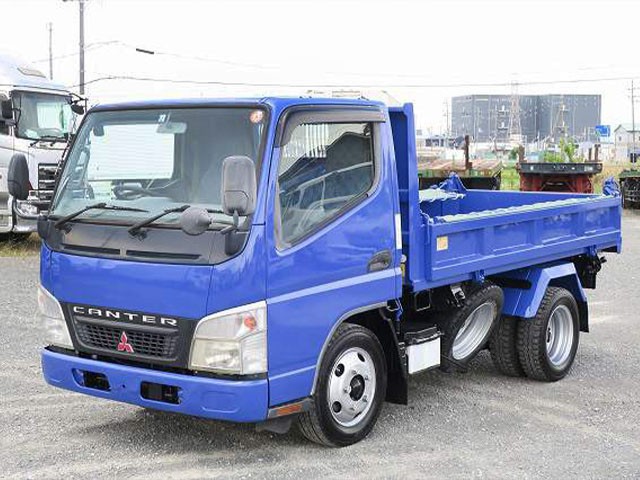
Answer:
[64,304,195,367]
[37,163,58,203]
[75,322,179,359]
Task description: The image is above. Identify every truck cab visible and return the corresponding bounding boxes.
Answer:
[0,53,81,239]
[39,97,621,447]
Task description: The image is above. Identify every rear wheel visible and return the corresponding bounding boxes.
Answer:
[517,287,579,381]
[438,282,504,372]
[298,324,387,447]
[490,315,524,376]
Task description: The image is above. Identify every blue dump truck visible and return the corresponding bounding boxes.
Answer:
[26,98,622,447]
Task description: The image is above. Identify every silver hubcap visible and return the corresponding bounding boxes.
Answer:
[327,347,376,428]
[452,302,496,360]
[546,305,574,368]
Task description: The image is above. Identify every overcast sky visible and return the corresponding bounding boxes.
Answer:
[3,0,638,132]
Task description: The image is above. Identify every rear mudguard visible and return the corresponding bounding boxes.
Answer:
[494,263,589,332]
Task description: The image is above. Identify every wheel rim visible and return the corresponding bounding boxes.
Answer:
[327,347,376,428]
[546,305,574,368]
[452,302,496,360]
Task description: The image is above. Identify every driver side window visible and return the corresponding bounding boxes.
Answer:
[277,122,375,246]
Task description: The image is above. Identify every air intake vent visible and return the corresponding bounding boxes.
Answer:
[62,244,120,255]
[125,250,200,261]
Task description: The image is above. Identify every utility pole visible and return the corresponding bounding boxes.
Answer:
[62,0,86,94]
[48,22,53,79]
[632,79,636,162]
[79,0,85,95]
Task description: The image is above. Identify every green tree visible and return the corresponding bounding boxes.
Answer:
[542,138,582,163]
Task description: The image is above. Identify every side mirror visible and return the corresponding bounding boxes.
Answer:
[70,103,85,115]
[1,99,13,121]
[7,154,30,200]
[221,155,256,217]
[179,206,212,236]
[37,214,52,240]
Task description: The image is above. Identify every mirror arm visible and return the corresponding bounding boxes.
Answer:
[221,210,240,235]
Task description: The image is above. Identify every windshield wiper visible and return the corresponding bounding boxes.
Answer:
[54,202,149,230]
[30,135,67,147]
[128,205,225,237]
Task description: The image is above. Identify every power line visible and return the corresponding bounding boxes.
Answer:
[35,39,640,85]
[32,40,120,63]
[118,44,640,82]
[72,73,640,90]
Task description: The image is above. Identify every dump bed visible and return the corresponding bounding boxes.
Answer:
[389,104,622,293]
[416,188,621,289]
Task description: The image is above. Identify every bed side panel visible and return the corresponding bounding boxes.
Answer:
[425,195,621,286]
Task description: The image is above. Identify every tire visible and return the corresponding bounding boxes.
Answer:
[490,315,524,377]
[438,282,504,372]
[298,323,387,447]
[517,287,580,382]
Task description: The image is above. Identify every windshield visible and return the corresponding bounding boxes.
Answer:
[13,91,74,141]
[50,106,267,225]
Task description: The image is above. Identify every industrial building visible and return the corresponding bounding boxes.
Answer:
[451,94,601,144]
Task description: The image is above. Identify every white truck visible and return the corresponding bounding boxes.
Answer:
[0,53,82,241]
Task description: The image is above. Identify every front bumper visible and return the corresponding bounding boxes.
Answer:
[42,349,269,422]
[12,215,38,233]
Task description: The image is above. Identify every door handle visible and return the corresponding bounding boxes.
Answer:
[367,249,392,272]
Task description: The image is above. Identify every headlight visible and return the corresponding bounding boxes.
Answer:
[38,285,73,349]
[189,301,267,375]
[15,200,39,217]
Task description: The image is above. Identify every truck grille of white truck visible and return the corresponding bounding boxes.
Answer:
[37,164,58,203]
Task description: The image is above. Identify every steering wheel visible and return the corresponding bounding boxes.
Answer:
[39,127,64,137]
[112,184,162,200]
[112,179,180,200]
[293,201,327,237]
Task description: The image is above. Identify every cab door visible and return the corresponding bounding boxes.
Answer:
[265,107,401,406]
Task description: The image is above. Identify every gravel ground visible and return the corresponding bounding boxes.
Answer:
[1,212,639,480]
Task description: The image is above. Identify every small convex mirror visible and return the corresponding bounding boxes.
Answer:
[179,206,212,236]
[70,103,85,115]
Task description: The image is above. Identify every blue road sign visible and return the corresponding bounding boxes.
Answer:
[595,125,611,137]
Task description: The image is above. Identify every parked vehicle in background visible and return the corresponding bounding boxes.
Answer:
[417,136,503,190]
[0,53,83,241]
[619,168,640,208]
[34,97,622,447]
[518,141,603,193]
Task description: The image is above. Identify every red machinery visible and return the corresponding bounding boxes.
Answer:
[518,144,603,193]
[517,162,603,193]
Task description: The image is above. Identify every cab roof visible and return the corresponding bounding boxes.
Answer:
[0,53,69,92]
[89,96,387,114]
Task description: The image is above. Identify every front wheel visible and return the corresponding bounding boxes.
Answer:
[517,287,580,381]
[298,324,387,447]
